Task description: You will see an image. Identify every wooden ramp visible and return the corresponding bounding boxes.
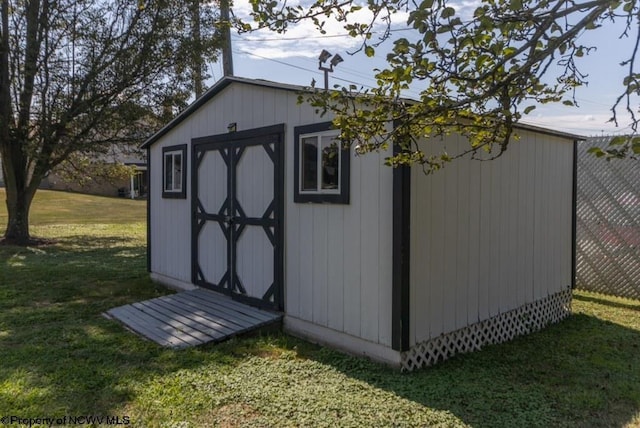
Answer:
[105,288,282,348]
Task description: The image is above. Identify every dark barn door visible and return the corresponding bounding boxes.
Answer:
[191,124,284,311]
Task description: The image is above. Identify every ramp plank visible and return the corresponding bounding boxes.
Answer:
[106,288,282,348]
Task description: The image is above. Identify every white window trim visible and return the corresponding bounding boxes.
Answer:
[298,130,342,195]
[163,150,183,193]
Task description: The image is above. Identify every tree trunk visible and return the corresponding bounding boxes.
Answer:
[3,180,36,244]
[220,0,233,76]
[1,139,41,245]
[0,0,43,245]
[190,0,204,98]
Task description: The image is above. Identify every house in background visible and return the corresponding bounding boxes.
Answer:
[1,152,147,199]
[142,76,580,370]
[40,149,147,199]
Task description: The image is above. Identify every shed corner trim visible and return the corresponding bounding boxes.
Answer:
[391,142,411,352]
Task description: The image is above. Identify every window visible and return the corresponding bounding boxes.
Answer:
[294,122,350,204]
[162,144,187,199]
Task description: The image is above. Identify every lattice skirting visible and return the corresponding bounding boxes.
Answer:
[401,288,572,371]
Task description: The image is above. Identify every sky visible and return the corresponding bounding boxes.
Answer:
[209,1,639,137]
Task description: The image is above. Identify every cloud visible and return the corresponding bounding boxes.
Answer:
[232,0,411,59]
[449,0,483,19]
[520,112,634,135]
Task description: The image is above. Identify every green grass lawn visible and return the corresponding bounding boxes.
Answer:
[0,188,146,226]
[1,189,639,427]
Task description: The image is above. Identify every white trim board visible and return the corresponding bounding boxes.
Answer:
[284,315,401,368]
[150,272,199,292]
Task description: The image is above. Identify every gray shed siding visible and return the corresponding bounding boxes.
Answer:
[409,131,574,346]
[149,82,394,348]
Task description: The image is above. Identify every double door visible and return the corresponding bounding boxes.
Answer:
[192,125,284,311]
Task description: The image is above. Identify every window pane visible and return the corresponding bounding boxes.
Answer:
[164,153,173,191]
[321,136,339,190]
[301,136,318,191]
[173,153,182,191]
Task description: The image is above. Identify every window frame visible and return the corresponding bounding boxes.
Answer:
[294,122,350,204]
[162,144,187,199]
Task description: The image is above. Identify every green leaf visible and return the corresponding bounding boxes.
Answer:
[473,7,486,17]
[503,46,517,57]
[562,100,574,106]
[523,105,536,114]
[585,20,598,30]
[610,136,627,146]
[609,1,622,10]
[423,31,435,43]
[587,147,605,157]
[559,43,567,55]
[441,7,455,19]
[475,54,490,69]
[365,46,375,57]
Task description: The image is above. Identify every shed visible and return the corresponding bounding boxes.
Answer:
[142,76,580,370]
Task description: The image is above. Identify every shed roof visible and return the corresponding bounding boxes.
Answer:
[141,76,585,149]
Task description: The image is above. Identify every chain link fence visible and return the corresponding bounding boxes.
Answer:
[576,137,640,300]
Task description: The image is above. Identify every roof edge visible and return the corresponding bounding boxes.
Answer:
[141,76,586,149]
[514,121,586,141]
[141,76,310,149]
